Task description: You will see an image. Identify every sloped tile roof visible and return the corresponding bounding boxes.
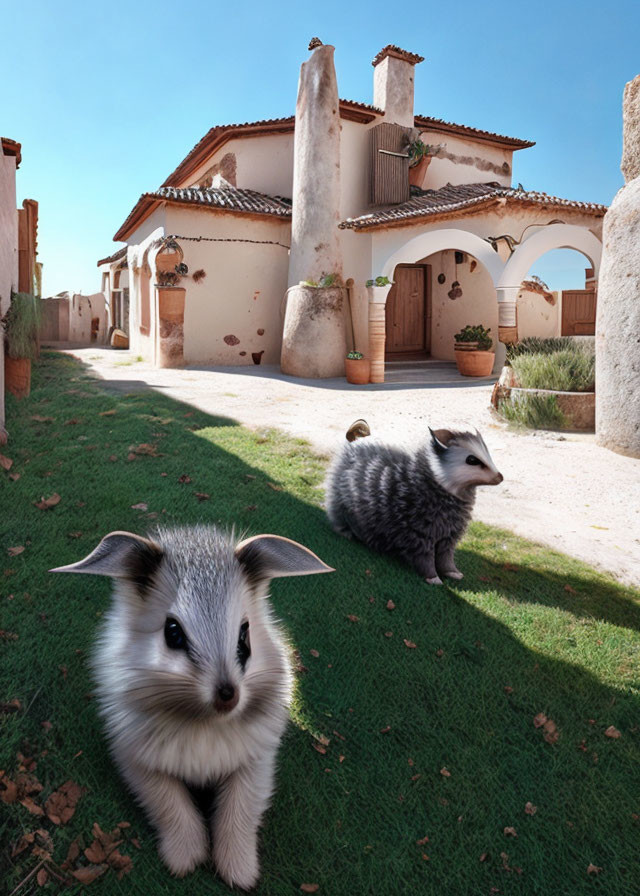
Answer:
[415,115,534,149]
[113,185,291,242]
[97,246,128,267]
[339,182,607,230]
[152,185,292,216]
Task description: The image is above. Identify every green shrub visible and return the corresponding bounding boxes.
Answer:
[499,393,568,429]
[454,324,493,351]
[2,292,41,360]
[511,349,595,392]
[506,336,593,361]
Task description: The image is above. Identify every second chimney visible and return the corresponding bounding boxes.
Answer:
[372,45,424,128]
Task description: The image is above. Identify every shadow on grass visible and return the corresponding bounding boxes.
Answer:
[0,351,638,896]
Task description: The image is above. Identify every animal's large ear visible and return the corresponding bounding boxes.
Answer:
[430,427,454,454]
[50,531,164,594]
[235,535,334,586]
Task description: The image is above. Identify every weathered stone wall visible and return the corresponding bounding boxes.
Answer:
[596,74,640,457]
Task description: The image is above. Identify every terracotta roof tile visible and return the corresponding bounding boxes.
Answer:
[339,183,607,230]
[113,184,291,242]
[153,185,292,216]
[372,45,425,67]
[1,137,22,168]
[415,115,534,149]
[97,246,128,267]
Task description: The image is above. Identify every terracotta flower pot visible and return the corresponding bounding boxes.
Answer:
[408,155,432,188]
[345,357,371,384]
[454,341,479,353]
[455,350,495,377]
[5,356,31,399]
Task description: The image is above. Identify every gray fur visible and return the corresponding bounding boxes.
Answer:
[51,525,331,889]
[326,425,503,584]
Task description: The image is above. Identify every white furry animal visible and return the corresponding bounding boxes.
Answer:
[326,423,503,584]
[52,526,332,889]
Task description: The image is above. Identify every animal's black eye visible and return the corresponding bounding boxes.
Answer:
[465,455,482,466]
[237,620,251,670]
[164,618,187,651]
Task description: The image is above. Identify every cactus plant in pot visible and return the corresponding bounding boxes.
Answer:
[454,324,495,377]
[3,292,41,398]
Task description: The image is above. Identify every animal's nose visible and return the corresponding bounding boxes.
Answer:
[493,472,504,484]
[215,683,239,712]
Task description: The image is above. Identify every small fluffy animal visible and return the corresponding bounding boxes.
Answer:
[52,526,332,889]
[326,423,503,584]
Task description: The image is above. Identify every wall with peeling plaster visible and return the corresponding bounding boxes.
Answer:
[184,133,295,199]
[165,206,290,365]
[517,287,560,338]
[418,131,513,189]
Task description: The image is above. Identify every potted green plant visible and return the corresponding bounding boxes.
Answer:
[408,139,436,187]
[454,324,495,376]
[2,292,41,398]
[345,350,371,385]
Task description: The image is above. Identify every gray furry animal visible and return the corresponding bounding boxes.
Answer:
[326,422,503,584]
[51,526,332,889]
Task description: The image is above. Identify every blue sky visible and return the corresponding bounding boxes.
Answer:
[4,0,638,295]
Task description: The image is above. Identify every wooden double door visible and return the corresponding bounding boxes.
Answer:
[561,289,597,336]
[385,264,432,358]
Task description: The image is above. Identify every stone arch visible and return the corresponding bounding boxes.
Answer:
[498,224,602,289]
[379,228,505,286]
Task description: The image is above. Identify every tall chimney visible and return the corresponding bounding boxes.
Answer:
[372,45,424,128]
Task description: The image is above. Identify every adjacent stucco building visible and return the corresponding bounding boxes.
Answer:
[100,44,606,376]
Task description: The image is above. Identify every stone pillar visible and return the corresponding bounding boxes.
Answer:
[287,44,342,289]
[282,43,346,378]
[367,284,393,383]
[596,74,640,457]
[157,286,185,368]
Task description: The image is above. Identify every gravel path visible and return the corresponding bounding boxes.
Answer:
[64,347,640,588]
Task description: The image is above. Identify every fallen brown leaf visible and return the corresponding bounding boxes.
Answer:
[0,453,13,470]
[543,719,559,745]
[346,614,359,622]
[384,631,393,638]
[99,409,117,416]
[72,864,109,884]
[61,837,82,870]
[440,767,451,777]
[20,795,45,816]
[9,472,20,481]
[45,780,86,825]
[108,849,133,879]
[504,685,514,695]
[416,835,429,845]
[403,639,417,649]
[312,744,327,755]
[315,734,330,747]
[504,826,517,837]
[37,868,49,886]
[435,648,444,657]
[564,584,578,594]
[194,492,210,501]
[604,726,621,739]
[267,482,283,491]
[34,493,61,510]
[300,885,319,893]
[1,629,19,641]
[524,801,537,815]
[65,418,80,425]
[31,415,55,424]
[8,546,25,556]
[130,443,160,456]
[533,712,547,728]
[177,473,192,483]
[380,726,391,734]
[1,773,18,803]
[386,600,395,610]
[130,502,148,511]
[1,698,21,713]
[479,852,488,862]
[309,649,319,658]
[587,864,603,875]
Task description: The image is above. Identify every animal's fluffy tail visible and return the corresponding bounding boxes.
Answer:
[346,419,371,442]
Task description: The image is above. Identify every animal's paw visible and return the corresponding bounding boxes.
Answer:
[425,576,443,585]
[443,570,463,580]
[159,819,208,877]
[214,833,259,891]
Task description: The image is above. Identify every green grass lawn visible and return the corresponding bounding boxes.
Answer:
[2,352,639,895]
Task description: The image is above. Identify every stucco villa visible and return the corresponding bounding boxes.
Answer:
[98,43,606,377]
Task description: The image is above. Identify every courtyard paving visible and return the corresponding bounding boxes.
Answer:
[63,347,640,587]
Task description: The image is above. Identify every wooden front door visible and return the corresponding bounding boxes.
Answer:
[385,264,430,357]
[561,289,597,335]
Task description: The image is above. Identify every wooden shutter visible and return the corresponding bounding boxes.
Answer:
[369,122,412,206]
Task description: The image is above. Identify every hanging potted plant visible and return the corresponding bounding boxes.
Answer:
[345,350,371,385]
[454,324,495,377]
[407,139,436,188]
[2,292,40,398]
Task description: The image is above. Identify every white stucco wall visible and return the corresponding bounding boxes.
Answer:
[68,294,108,343]
[0,149,18,439]
[517,287,560,339]
[165,206,290,365]
[418,131,514,190]
[184,133,295,199]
